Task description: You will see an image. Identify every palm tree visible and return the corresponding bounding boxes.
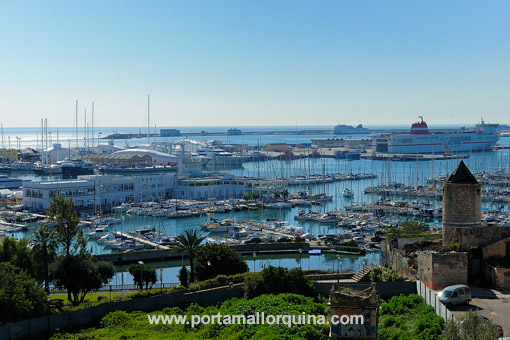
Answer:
[31,225,58,293]
[173,229,205,283]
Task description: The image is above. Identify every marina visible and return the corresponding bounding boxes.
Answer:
[1,124,510,282]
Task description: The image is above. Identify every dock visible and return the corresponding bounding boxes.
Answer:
[112,231,170,250]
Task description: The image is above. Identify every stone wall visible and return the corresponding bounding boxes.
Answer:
[417,251,468,290]
[483,262,510,290]
[482,236,510,260]
[329,284,379,340]
[444,226,510,251]
[380,241,414,279]
[442,182,481,225]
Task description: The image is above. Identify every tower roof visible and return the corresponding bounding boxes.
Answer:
[446,161,478,184]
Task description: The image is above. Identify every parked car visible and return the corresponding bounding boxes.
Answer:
[438,284,471,307]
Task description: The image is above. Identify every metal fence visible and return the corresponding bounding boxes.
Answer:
[49,282,180,294]
[416,279,455,321]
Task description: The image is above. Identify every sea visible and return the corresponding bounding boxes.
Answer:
[3,125,510,284]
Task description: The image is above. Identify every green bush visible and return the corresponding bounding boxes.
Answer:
[378,294,444,340]
[216,274,228,285]
[244,266,315,299]
[100,310,133,328]
[367,266,404,282]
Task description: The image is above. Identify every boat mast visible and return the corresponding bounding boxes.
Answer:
[92,101,94,148]
[147,94,150,147]
[75,100,78,149]
[84,109,87,150]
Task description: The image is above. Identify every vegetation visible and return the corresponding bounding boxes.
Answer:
[385,220,432,242]
[51,256,114,306]
[172,229,206,283]
[31,225,58,292]
[243,266,315,299]
[243,190,260,201]
[443,310,502,340]
[48,293,329,340]
[0,262,48,326]
[378,294,444,340]
[47,196,87,257]
[128,264,157,290]
[178,265,189,287]
[0,236,34,276]
[195,244,249,281]
[367,266,404,282]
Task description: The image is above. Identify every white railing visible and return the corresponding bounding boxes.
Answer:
[416,279,455,321]
[49,282,180,294]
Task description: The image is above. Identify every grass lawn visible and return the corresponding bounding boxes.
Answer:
[50,292,123,303]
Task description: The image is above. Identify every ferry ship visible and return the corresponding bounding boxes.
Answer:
[372,117,499,154]
[333,124,371,134]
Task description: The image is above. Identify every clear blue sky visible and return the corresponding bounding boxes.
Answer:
[1,0,509,127]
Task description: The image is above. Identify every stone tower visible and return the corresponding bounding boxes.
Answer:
[442,161,481,245]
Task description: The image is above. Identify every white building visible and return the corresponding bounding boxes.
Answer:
[112,149,178,166]
[42,143,79,164]
[23,173,175,211]
[174,174,247,200]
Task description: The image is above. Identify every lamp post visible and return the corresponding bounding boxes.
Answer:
[160,268,164,293]
[252,252,257,273]
[336,255,340,282]
[338,260,343,283]
[108,280,112,303]
[207,261,211,289]
[138,261,144,290]
[299,248,302,269]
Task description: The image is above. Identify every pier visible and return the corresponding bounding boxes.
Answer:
[112,231,170,250]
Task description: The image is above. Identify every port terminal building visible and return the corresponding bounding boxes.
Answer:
[22,160,284,211]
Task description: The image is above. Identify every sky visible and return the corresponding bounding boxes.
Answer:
[0,0,509,127]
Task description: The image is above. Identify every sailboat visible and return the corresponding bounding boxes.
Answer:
[342,188,354,198]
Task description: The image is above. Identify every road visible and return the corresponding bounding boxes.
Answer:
[448,288,510,336]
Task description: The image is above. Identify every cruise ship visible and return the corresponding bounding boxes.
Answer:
[372,117,500,154]
[333,124,371,134]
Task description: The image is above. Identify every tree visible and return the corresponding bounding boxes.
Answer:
[282,189,289,200]
[243,266,315,299]
[243,191,252,201]
[0,263,48,325]
[172,229,205,283]
[0,237,34,277]
[52,256,114,306]
[47,196,85,257]
[195,244,248,281]
[178,265,189,287]
[31,225,58,293]
[386,220,429,241]
[128,264,157,290]
[443,310,501,340]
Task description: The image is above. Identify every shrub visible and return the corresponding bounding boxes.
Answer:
[378,294,444,340]
[244,266,315,299]
[367,266,404,282]
[100,310,132,328]
[178,265,189,287]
